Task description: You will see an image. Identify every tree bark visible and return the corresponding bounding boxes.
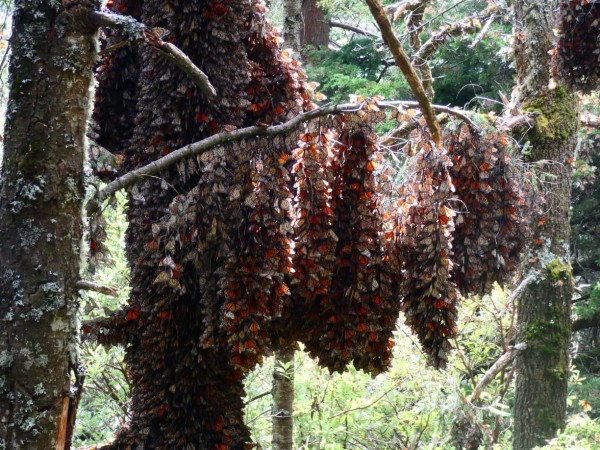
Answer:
[283,0,303,51]
[511,1,578,448]
[0,1,99,448]
[301,0,330,48]
[271,347,295,450]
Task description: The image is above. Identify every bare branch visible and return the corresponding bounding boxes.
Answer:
[469,343,527,403]
[88,10,216,100]
[581,113,600,128]
[381,100,479,127]
[244,390,273,406]
[365,0,443,147]
[384,0,423,23]
[329,21,378,39]
[469,14,496,49]
[86,99,477,214]
[412,5,497,64]
[76,280,120,298]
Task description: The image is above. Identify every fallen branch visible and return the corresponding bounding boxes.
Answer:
[76,280,120,298]
[86,100,476,214]
[329,20,378,39]
[88,10,216,100]
[469,343,527,403]
[365,0,443,147]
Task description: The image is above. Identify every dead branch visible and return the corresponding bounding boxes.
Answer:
[384,0,423,23]
[76,280,120,298]
[581,113,600,128]
[381,100,478,127]
[469,343,527,403]
[412,5,497,64]
[469,14,496,49]
[88,10,216,100]
[329,21,378,39]
[365,0,443,147]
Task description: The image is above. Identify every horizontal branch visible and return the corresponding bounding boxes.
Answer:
[329,20,378,39]
[88,10,216,99]
[573,311,600,332]
[86,102,361,214]
[76,280,120,297]
[86,100,477,214]
[581,114,600,128]
[381,100,478,128]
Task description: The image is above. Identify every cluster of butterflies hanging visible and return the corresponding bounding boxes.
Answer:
[89,0,531,377]
[555,0,600,92]
[140,108,530,371]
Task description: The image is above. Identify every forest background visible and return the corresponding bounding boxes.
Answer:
[0,0,599,449]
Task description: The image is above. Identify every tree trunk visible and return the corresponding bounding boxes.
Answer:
[283,0,303,52]
[272,347,295,450]
[301,0,330,48]
[0,1,99,448]
[511,1,578,448]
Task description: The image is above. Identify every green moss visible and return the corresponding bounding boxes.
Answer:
[524,320,563,356]
[546,259,573,281]
[522,87,578,145]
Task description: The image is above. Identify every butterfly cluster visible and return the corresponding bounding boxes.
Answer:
[448,124,528,297]
[290,109,398,375]
[555,0,600,92]
[90,0,531,447]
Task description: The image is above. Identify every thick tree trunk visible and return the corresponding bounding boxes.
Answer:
[272,347,294,450]
[0,1,99,448]
[301,0,330,48]
[283,0,302,51]
[512,1,578,448]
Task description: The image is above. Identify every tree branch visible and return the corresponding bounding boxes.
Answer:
[364,0,443,147]
[581,113,600,128]
[573,311,600,332]
[86,100,476,214]
[87,10,216,100]
[412,6,497,64]
[76,280,120,298]
[329,21,378,39]
[469,343,527,403]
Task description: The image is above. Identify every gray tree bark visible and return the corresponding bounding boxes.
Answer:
[0,1,99,448]
[283,0,302,51]
[511,0,578,448]
[271,347,295,450]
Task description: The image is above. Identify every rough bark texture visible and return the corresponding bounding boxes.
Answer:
[300,0,330,48]
[271,348,294,450]
[0,1,99,448]
[406,0,434,100]
[512,0,578,448]
[283,0,302,51]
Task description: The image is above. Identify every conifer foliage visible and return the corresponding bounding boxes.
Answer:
[556,0,600,92]
[90,0,530,446]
